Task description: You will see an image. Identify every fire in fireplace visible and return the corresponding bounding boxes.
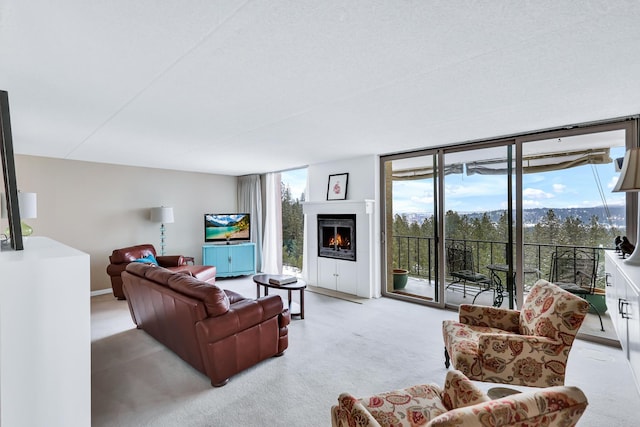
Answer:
[317,214,356,261]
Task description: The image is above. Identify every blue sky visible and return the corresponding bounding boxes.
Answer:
[281,168,308,201]
[393,146,626,215]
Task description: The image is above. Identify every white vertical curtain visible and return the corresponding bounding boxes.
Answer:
[262,172,282,274]
[237,174,263,272]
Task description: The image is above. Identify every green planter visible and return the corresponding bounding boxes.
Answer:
[584,290,607,314]
[393,268,408,290]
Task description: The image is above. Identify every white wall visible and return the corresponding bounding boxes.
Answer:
[305,155,381,297]
[307,155,378,202]
[2,155,237,292]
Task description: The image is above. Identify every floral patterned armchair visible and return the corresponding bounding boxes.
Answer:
[330,369,588,427]
[442,279,589,387]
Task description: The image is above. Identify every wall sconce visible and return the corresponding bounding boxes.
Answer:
[613,148,640,265]
[150,206,174,256]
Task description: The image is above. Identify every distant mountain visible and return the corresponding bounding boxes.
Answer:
[400,206,626,228]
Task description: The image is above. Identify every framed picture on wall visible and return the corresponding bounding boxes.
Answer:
[326,173,348,200]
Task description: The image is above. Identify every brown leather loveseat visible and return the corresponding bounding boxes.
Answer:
[106,243,216,299]
[122,262,290,386]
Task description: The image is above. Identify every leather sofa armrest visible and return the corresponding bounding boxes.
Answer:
[106,263,127,277]
[279,308,291,328]
[157,255,185,267]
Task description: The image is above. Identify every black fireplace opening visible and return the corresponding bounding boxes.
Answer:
[318,214,356,261]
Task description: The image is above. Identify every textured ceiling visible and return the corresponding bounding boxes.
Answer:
[1,0,640,176]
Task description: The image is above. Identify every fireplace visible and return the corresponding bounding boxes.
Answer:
[317,214,356,261]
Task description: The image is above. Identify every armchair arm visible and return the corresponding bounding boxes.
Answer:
[157,255,186,267]
[331,393,381,427]
[428,386,588,427]
[441,370,490,411]
[459,304,520,333]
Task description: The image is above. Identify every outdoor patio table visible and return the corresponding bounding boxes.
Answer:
[480,264,541,308]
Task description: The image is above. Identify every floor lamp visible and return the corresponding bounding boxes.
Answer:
[150,206,174,256]
[613,147,640,265]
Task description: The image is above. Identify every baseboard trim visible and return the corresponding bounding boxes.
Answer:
[577,331,622,348]
[91,288,113,297]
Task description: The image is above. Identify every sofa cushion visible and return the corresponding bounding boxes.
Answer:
[143,265,177,287]
[167,274,230,317]
[125,262,156,278]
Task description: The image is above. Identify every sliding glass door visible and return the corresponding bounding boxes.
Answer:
[383,154,439,302]
[442,144,516,308]
[516,129,628,310]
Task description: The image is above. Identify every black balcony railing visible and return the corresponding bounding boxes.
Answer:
[393,235,614,289]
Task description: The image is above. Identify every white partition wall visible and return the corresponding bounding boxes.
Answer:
[0,237,91,426]
[303,199,380,298]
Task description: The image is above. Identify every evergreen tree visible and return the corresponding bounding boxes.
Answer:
[281,182,304,269]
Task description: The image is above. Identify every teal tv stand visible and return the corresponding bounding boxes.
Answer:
[202,242,256,277]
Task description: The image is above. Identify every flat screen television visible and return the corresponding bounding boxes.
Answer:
[204,213,251,243]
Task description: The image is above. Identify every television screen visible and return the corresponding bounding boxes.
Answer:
[204,213,251,243]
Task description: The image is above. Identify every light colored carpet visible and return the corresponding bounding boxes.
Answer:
[92,275,640,426]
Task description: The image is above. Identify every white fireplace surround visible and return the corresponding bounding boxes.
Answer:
[302,199,380,298]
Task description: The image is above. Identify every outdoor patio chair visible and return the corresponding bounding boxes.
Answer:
[549,248,604,331]
[446,243,491,298]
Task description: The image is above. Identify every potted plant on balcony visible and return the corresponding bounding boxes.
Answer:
[585,287,607,314]
[392,268,409,290]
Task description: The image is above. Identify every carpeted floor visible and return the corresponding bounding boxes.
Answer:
[92,275,640,426]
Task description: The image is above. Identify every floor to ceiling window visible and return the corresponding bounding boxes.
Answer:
[281,168,307,275]
[381,118,637,340]
[443,144,515,309]
[384,154,439,301]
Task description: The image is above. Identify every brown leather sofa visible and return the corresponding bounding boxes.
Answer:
[106,243,216,299]
[122,262,290,386]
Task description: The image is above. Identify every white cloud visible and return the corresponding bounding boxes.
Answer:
[607,175,621,189]
[552,183,566,193]
[410,195,434,204]
[523,199,542,208]
[523,188,554,199]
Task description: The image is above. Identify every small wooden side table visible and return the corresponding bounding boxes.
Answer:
[252,274,306,319]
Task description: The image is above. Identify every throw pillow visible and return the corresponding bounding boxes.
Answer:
[133,254,159,266]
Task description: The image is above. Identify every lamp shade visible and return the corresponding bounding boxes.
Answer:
[18,192,37,219]
[150,206,174,223]
[613,148,640,192]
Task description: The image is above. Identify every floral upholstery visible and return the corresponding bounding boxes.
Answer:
[330,370,588,427]
[442,279,589,387]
